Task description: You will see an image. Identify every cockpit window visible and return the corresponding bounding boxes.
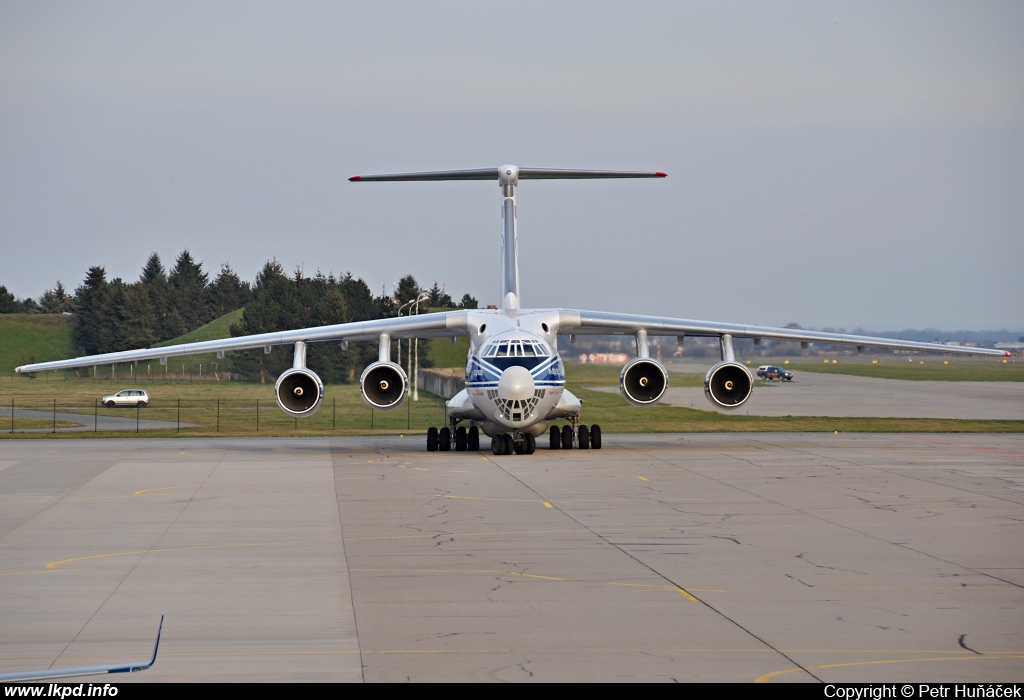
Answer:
[496,342,509,357]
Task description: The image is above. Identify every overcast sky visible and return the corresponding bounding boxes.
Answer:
[1,1,1021,330]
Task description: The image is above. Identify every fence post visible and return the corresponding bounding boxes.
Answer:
[256,398,259,432]
[177,398,180,433]
[407,397,411,430]
[94,398,97,432]
[136,403,140,433]
[53,398,56,433]
[11,398,14,433]
[333,397,336,431]
[217,398,220,432]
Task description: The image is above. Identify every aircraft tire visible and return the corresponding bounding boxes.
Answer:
[468,426,480,451]
[503,433,514,455]
[514,437,525,455]
[561,425,573,450]
[578,425,589,450]
[524,433,536,455]
[427,427,438,452]
[590,424,602,449]
[455,426,467,451]
[550,426,560,450]
[439,427,451,451]
[491,436,503,455]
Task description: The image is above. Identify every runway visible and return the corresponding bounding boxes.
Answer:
[1,433,1021,682]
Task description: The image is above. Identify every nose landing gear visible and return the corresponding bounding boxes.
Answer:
[490,431,536,455]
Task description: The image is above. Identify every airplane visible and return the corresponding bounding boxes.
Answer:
[0,616,162,683]
[15,165,1009,455]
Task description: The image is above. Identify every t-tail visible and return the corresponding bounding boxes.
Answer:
[349,166,667,310]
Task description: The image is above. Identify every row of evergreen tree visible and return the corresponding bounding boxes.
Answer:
[2,251,478,382]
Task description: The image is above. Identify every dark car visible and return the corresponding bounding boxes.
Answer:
[756,365,793,381]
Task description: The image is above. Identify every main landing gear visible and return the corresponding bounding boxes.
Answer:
[549,417,602,450]
[427,419,480,453]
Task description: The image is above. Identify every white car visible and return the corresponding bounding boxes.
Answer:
[102,389,150,408]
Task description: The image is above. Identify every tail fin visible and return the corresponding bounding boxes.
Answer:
[350,166,666,310]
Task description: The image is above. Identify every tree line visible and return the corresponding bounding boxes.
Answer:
[3,251,478,382]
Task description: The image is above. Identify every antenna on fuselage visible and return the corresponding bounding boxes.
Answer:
[349,166,667,311]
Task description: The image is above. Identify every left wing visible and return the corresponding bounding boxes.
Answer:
[16,311,472,374]
[555,309,1008,357]
[0,616,162,683]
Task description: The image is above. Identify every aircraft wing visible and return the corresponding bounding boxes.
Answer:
[15,311,472,374]
[0,616,162,683]
[556,309,1008,357]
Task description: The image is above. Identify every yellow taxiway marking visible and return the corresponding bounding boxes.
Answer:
[638,476,648,481]
[435,494,552,506]
[756,653,1024,683]
[45,540,318,569]
[676,587,699,602]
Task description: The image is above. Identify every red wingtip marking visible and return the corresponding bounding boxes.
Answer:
[655,172,667,178]
[348,176,361,181]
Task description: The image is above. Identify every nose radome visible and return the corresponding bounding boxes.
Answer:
[497,366,534,400]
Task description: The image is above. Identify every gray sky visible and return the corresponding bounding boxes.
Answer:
[1,1,1021,330]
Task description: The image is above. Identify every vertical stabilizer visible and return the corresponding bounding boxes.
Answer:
[349,166,665,312]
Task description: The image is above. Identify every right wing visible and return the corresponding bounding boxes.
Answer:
[555,309,1008,357]
[16,310,472,374]
[0,616,162,683]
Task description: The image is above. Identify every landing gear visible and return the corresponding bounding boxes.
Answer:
[524,433,536,455]
[549,421,603,450]
[561,425,573,450]
[426,423,555,456]
[578,424,589,450]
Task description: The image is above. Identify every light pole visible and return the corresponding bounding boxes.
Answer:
[412,291,430,401]
[396,298,416,367]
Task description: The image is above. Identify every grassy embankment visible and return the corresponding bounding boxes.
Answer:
[3,312,1021,436]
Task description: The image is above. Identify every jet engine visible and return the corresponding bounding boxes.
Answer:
[619,358,669,406]
[704,362,753,410]
[275,367,325,418]
[359,361,408,411]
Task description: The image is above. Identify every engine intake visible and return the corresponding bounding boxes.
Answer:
[619,358,669,406]
[275,367,324,417]
[359,361,408,411]
[704,361,753,409]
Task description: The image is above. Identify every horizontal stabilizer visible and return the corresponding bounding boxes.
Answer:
[350,167,666,182]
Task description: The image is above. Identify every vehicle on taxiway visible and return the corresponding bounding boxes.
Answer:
[101,389,150,408]
[756,365,794,381]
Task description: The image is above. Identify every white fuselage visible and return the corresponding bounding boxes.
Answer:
[447,309,581,438]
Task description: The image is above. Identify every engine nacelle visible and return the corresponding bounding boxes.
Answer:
[619,357,669,407]
[359,361,408,411]
[704,361,753,410]
[275,367,325,417]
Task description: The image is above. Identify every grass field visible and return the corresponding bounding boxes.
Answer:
[2,364,1021,438]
